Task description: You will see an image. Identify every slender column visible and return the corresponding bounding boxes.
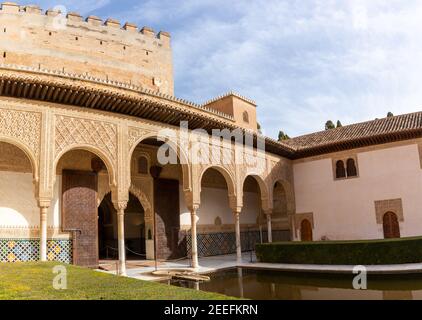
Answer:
[233,209,242,264]
[115,201,127,276]
[39,205,48,261]
[190,205,200,269]
[265,211,273,243]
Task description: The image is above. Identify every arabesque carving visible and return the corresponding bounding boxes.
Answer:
[0,108,41,158]
[55,115,117,164]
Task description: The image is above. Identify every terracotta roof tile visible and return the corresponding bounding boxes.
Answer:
[284,111,422,156]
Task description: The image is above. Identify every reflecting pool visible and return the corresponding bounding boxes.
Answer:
[166,268,422,300]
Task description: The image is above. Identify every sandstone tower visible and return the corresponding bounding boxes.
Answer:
[0,2,174,95]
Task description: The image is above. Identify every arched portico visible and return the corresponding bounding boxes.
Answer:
[54,145,116,188]
[240,174,273,243]
[0,136,39,182]
[0,141,40,262]
[54,148,112,268]
[0,98,296,273]
[270,179,296,241]
[126,134,192,269]
[128,132,192,194]
[191,166,242,265]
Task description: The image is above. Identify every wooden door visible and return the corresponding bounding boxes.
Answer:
[300,219,313,242]
[383,212,400,239]
[62,170,98,267]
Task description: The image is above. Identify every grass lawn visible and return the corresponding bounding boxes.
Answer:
[0,262,234,300]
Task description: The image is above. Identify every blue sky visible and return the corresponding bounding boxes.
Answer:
[18,0,422,138]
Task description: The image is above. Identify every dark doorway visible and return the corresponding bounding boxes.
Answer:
[98,193,146,260]
[154,178,185,260]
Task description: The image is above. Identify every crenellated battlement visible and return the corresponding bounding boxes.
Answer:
[0,2,174,95]
[0,2,169,40]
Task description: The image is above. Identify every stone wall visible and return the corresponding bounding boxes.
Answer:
[293,141,422,241]
[0,3,174,95]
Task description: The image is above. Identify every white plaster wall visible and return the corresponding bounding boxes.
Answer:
[0,171,61,228]
[179,185,259,226]
[294,144,422,241]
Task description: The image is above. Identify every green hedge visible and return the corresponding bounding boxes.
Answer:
[256,237,422,265]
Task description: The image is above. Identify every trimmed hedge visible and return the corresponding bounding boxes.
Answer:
[256,237,422,265]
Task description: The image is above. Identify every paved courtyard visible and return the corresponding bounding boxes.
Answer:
[98,253,422,281]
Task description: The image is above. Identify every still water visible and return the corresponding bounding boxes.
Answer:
[167,268,422,300]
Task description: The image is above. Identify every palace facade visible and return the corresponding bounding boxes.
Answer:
[0,3,421,275]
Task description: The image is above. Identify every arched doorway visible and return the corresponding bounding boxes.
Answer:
[242,176,264,247]
[55,149,110,267]
[272,181,293,241]
[129,136,188,260]
[300,219,313,241]
[383,211,400,239]
[98,193,145,260]
[198,167,234,256]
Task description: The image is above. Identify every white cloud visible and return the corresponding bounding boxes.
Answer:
[19,0,422,138]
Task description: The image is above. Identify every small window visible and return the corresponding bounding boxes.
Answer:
[346,158,357,177]
[336,160,346,179]
[243,111,249,123]
[138,156,148,175]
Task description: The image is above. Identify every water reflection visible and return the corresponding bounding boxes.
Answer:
[167,268,422,300]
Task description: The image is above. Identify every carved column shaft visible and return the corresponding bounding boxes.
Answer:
[190,205,199,269]
[233,209,242,263]
[39,206,48,261]
[114,201,127,276]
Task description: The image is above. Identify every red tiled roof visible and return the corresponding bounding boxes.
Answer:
[284,111,422,158]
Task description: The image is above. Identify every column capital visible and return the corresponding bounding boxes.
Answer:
[232,207,242,215]
[188,203,200,213]
[263,209,273,216]
[37,198,51,209]
[113,201,128,212]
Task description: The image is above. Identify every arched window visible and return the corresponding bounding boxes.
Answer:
[346,158,357,177]
[336,160,346,179]
[243,111,249,123]
[383,212,400,239]
[138,156,148,175]
[300,219,313,241]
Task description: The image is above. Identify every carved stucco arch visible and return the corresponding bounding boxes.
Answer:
[129,184,152,219]
[196,164,237,209]
[53,144,117,187]
[0,135,39,182]
[0,107,41,183]
[98,186,152,220]
[270,179,296,216]
[239,173,271,212]
[128,131,192,193]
